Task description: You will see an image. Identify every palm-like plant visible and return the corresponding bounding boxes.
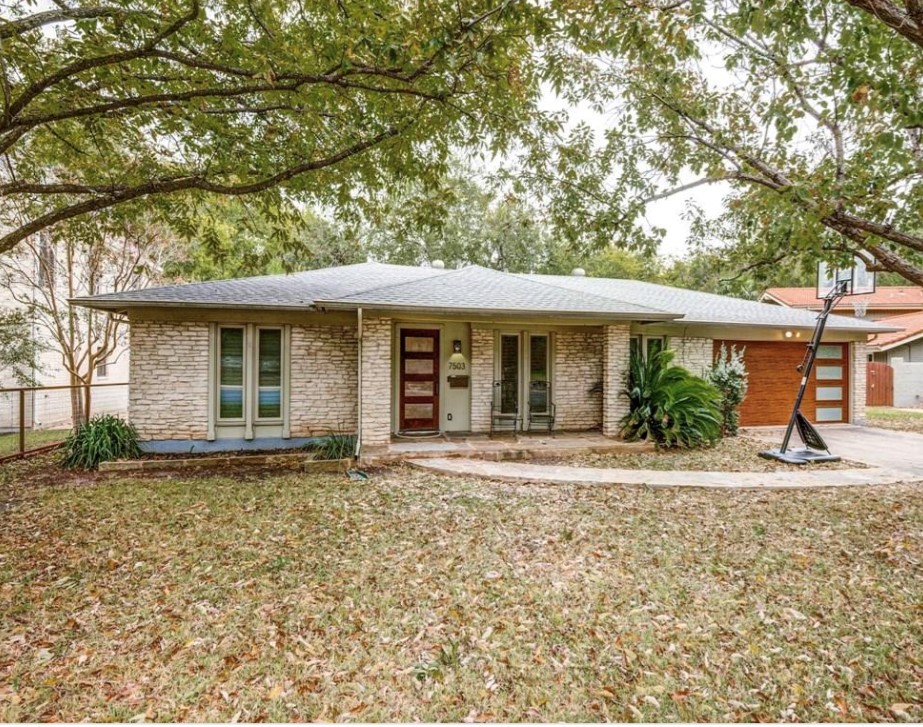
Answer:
[620,349,722,448]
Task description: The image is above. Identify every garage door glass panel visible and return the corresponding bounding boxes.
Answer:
[816,386,843,401]
[817,365,843,380]
[816,407,843,422]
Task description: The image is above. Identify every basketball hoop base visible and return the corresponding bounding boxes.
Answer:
[760,448,841,465]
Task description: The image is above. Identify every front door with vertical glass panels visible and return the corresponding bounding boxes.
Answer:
[399,329,440,432]
[814,343,849,423]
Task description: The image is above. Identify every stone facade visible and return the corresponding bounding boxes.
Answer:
[360,315,392,446]
[470,327,494,433]
[672,336,714,377]
[602,323,631,437]
[553,329,603,430]
[851,340,867,423]
[129,320,210,440]
[289,325,358,437]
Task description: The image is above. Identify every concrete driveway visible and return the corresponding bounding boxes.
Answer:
[744,424,923,478]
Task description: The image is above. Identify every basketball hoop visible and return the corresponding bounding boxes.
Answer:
[762,256,876,465]
[816,258,876,299]
[852,300,869,318]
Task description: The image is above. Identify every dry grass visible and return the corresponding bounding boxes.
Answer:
[551,436,865,471]
[1,458,921,722]
[867,407,923,434]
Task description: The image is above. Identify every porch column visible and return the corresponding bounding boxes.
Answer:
[602,323,631,437]
[360,315,393,446]
[470,327,494,433]
[851,339,867,424]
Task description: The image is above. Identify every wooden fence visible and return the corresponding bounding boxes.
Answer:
[867,362,894,407]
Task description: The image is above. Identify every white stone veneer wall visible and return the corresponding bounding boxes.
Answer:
[553,329,603,430]
[672,336,714,377]
[602,323,631,437]
[290,324,358,437]
[851,340,867,423]
[360,315,392,446]
[129,320,210,440]
[470,327,494,433]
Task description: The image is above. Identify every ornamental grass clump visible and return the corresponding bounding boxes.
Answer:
[620,349,722,448]
[61,414,142,470]
[707,343,749,436]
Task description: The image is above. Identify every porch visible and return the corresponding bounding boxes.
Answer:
[359,430,653,467]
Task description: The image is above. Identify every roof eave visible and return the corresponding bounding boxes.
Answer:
[70,298,318,313]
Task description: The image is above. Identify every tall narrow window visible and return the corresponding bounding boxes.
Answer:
[499,334,519,414]
[257,328,282,419]
[529,335,549,414]
[219,327,245,419]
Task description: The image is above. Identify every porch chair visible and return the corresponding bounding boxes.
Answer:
[527,380,556,435]
[490,380,521,436]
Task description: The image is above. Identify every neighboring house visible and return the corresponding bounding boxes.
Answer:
[761,286,923,320]
[73,263,892,456]
[867,310,923,408]
[868,311,923,364]
[0,245,130,432]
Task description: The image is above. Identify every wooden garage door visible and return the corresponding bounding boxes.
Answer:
[713,341,850,426]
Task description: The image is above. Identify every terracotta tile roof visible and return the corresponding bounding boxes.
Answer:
[868,310,923,351]
[763,286,923,310]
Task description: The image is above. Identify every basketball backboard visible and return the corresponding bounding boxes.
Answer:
[816,257,876,299]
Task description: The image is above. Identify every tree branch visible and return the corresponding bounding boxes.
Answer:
[0,124,404,254]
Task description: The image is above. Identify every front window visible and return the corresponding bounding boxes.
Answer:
[631,335,667,360]
[219,327,245,419]
[257,328,282,419]
[216,325,286,425]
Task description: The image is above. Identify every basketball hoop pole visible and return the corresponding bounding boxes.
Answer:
[762,280,849,464]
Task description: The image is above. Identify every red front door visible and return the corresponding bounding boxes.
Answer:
[399,329,440,432]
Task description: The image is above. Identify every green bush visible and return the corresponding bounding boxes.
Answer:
[707,343,749,436]
[620,349,722,448]
[307,431,356,460]
[61,414,142,470]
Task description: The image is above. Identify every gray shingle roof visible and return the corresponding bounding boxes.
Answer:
[316,265,678,319]
[521,274,887,331]
[73,262,447,310]
[73,261,896,332]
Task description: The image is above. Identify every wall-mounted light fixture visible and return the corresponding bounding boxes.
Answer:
[453,339,462,353]
[784,330,794,339]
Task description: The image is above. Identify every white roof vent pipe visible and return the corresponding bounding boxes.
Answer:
[571,267,586,277]
[431,259,446,269]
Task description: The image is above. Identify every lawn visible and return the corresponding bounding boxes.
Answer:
[867,407,923,434]
[0,428,70,458]
[1,457,921,722]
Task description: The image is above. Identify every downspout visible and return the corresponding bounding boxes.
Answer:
[355,307,363,460]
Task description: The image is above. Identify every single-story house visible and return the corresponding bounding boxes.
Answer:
[761,285,923,320]
[73,263,892,456]
[868,310,923,364]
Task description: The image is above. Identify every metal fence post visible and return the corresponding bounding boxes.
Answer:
[18,388,25,455]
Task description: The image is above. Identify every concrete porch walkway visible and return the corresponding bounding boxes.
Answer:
[406,457,915,490]
[360,430,653,466]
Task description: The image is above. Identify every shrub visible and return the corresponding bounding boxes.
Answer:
[61,414,142,470]
[707,344,749,436]
[308,431,356,460]
[620,349,722,448]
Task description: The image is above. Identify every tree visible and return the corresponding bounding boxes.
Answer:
[163,197,364,281]
[0,0,545,256]
[523,0,923,285]
[360,171,560,271]
[0,220,168,423]
[0,309,44,385]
